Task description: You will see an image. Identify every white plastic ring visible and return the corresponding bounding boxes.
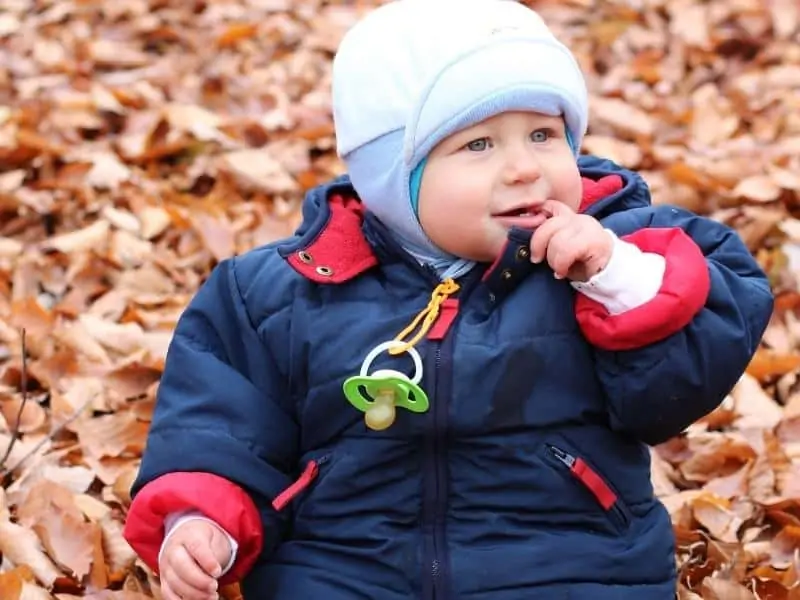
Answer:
[359,340,423,385]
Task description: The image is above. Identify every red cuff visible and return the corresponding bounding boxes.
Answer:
[123,472,263,585]
[575,227,710,351]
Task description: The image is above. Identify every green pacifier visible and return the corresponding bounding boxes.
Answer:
[343,340,429,431]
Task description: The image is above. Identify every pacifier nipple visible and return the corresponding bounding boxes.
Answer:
[364,390,397,431]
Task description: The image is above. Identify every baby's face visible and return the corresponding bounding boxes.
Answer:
[418,111,582,262]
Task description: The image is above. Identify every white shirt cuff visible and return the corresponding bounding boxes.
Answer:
[571,229,666,315]
[158,510,239,576]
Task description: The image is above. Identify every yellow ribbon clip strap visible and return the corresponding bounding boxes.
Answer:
[389,278,460,356]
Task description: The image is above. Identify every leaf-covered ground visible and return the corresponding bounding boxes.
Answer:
[0,0,798,598]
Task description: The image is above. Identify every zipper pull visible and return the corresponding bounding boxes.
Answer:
[548,444,576,468]
[272,459,321,512]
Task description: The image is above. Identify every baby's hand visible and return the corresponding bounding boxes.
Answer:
[159,519,233,600]
[529,200,613,282]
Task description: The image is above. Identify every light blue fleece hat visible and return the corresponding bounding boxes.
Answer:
[332,0,589,280]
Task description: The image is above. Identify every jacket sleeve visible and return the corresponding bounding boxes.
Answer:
[123,257,299,584]
[575,205,774,446]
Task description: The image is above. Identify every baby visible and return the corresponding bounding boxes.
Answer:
[123,1,774,598]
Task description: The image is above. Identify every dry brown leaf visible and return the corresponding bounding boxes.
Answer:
[189,212,235,261]
[99,515,138,575]
[703,462,751,500]
[650,447,679,496]
[85,154,132,191]
[42,221,110,255]
[101,207,141,234]
[135,206,172,240]
[0,520,62,587]
[217,23,259,48]
[0,237,24,258]
[0,566,36,600]
[692,494,744,543]
[88,40,149,68]
[33,506,96,580]
[109,230,153,268]
[0,169,26,193]
[72,412,148,460]
[581,135,643,167]
[218,149,298,194]
[103,363,162,401]
[77,314,146,356]
[746,348,800,382]
[731,374,784,430]
[1,396,47,434]
[680,436,757,483]
[701,577,756,600]
[733,176,783,203]
[590,96,656,138]
[74,495,111,522]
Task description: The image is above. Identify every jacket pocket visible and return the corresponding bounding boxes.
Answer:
[272,454,332,512]
[543,443,631,533]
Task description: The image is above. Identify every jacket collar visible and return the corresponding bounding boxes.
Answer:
[277,157,650,284]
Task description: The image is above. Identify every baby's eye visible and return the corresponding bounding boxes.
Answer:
[465,138,490,152]
[530,128,553,143]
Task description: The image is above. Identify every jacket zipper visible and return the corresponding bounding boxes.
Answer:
[271,455,330,512]
[422,342,449,600]
[546,444,629,529]
[415,271,481,600]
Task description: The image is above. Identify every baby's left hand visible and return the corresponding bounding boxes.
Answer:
[529,200,613,282]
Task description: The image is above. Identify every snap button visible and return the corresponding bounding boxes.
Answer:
[516,246,530,260]
[488,292,496,303]
[297,251,313,264]
[501,268,512,281]
[316,266,334,277]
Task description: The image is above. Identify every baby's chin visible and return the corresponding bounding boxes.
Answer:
[467,238,514,265]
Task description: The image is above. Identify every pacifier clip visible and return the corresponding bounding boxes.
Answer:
[343,278,460,431]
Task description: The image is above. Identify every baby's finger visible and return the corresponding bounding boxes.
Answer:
[530,216,570,263]
[158,580,182,600]
[168,544,218,595]
[539,199,575,219]
[184,534,224,579]
[546,228,583,278]
[162,567,215,600]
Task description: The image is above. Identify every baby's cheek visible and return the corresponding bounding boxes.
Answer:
[560,173,584,213]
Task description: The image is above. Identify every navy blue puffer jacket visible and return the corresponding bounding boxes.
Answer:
[126,156,773,599]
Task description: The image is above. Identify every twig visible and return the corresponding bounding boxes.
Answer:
[0,396,93,480]
[0,329,29,470]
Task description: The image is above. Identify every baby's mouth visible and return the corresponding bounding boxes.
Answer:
[497,207,539,217]
[494,204,546,218]
[493,205,550,229]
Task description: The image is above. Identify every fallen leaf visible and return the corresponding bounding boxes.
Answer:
[581,135,643,167]
[590,96,656,138]
[216,23,259,48]
[135,206,172,240]
[42,221,110,255]
[85,154,132,191]
[733,175,783,203]
[72,412,149,460]
[747,348,800,382]
[693,494,744,543]
[0,520,62,587]
[218,149,298,194]
[0,237,24,258]
[701,577,756,600]
[731,374,784,430]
